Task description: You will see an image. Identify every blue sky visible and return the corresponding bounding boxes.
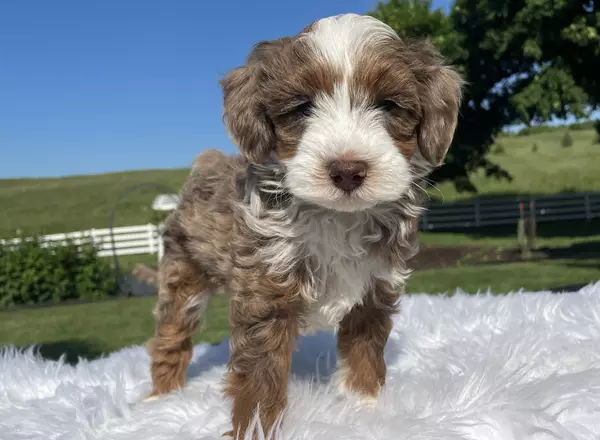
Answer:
[0,0,501,180]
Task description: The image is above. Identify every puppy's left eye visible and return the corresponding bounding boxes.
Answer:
[293,101,314,117]
[377,99,400,112]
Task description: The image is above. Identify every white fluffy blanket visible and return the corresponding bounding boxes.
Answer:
[2,283,600,440]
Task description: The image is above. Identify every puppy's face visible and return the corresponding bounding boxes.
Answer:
[221,14,463,212]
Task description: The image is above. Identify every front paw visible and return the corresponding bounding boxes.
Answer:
[142,394,160,402]
[330,366,381,410]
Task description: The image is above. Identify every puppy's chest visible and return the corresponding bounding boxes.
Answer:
[295,219,390,334]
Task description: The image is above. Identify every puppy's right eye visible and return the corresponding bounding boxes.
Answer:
[290,101,313,117]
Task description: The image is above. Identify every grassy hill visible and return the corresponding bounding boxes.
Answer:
[1,128,599,239]
[0,168,189,238]
[434,128,600,200]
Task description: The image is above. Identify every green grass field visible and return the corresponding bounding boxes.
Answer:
[0,168,188,239]
[434,128,600,200]
[0,294,230,364]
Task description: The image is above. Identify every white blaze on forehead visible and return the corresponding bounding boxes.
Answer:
[305,13,399,73]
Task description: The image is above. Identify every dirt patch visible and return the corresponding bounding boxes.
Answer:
[129,248,525,281]
[129,243,588,279]
[408,245,531,270]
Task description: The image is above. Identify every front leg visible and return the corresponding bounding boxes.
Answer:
[224,294,301,439]
[335,281,400,405]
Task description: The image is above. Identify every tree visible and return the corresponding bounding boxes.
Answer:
[370,0,466,63]
[370,0,600,192]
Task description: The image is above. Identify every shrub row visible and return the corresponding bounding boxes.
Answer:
[498,120,599,137]
[514,119,598,137]
[0,237,118,309]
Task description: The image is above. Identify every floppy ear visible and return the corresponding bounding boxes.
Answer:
[411,41,464,166]
[220,41,285,164]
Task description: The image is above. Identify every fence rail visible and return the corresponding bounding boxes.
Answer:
[0,223,165,262]
[1,191,599,263]
[421,191,600,230]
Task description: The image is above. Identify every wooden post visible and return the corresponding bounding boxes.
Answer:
[528,199,537,251]
[90,228,97,250]
[421,211,429,230]
[584,194,592,221]
[517,202,530,259]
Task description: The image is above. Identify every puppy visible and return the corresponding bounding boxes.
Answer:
[146,13,463,439]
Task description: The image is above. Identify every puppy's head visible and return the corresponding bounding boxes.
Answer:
[221,13,463,212]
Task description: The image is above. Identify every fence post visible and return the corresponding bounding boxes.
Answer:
[528,199,537,251]
[90,228,96,249]
[421,211,429,230]
[148,223,156,254]
[474,200,481,228]
[517,202,531,259]
[584,194,592,221]
[157,223,164,264]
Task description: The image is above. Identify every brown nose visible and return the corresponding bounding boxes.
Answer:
[329,160,367,192]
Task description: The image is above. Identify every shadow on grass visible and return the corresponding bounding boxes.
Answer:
[24,339,105,364]
[541,240,600,260]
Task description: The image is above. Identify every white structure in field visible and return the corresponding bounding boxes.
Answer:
[152,194,180,211]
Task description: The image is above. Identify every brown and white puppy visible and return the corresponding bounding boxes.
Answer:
[146,13,463,439]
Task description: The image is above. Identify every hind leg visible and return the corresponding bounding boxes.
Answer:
[146,251,215,397]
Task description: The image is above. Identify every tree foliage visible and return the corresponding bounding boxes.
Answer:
[370,0,600,192]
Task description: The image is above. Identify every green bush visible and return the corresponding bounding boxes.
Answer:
[492,142,505,154]
[517,121,595,136]
[570,120,595,131]
[516,126,534,136]
[561,131,573,148]
[0,237,118,308]
[517,125,560,136]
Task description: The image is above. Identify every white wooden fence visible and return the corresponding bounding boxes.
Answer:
[0,224,165,262]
